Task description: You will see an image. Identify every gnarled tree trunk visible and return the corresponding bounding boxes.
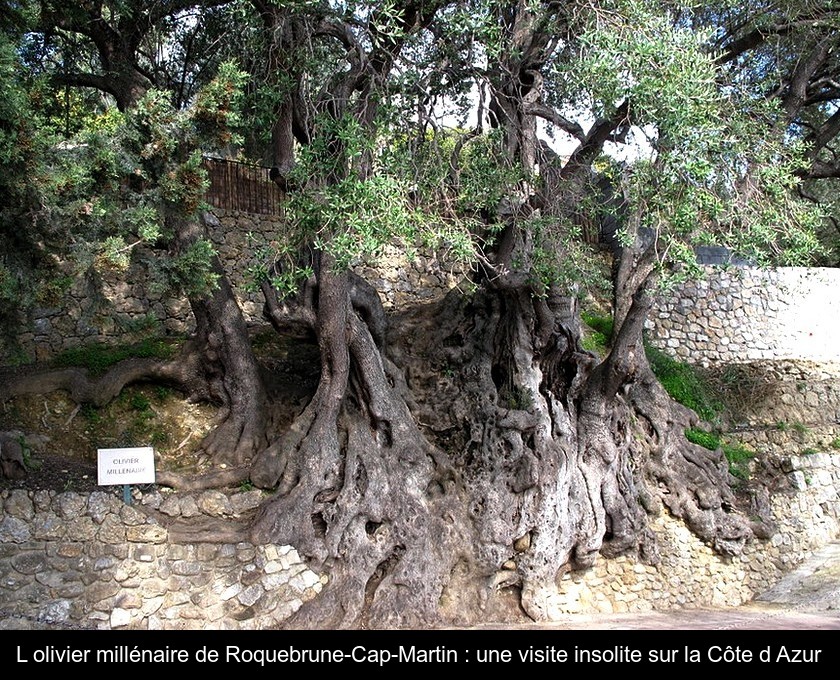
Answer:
[251,259,470,628]
[247,237,753,629]
[170,213,269,467]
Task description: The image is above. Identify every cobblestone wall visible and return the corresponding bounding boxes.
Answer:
[0,487,324,630]
[647,266,840,367]
[549,449,840,615]
[7,211,285,363]
[1,446,838,628]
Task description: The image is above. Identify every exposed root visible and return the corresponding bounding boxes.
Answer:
[167,516,250,543]
[630,371,752,556]
[156,466,250,491]
[197,408,267,467]
[0,358,185,407]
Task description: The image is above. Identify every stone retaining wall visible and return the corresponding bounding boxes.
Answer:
[647,266,840,367]
[552,448,840,615]
[1,448,838,629]
[8,211,286,363]
[0,487,325,630]
[717,360,840,456]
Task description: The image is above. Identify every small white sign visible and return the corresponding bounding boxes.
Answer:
[97,447,156,486]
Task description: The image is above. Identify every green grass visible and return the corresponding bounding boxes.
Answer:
[646,344,723,423]
[685,428,755,481]
[684,428,721,450]
[582,312,613,337]
[722,442,755,481]
[792,421,809,435]
[581,312,614,355]
[53,337,177,375]
[581,313,723,424]
[130,393,151,411]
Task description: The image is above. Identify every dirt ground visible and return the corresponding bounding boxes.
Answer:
[1,388,218,493]
[0,331,321,494]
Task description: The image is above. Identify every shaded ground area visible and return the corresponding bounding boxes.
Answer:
[0,330,320,494]
[0,388,216,494]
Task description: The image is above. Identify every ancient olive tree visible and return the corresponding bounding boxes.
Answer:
[0,0,828,628]
[244,0,821,626]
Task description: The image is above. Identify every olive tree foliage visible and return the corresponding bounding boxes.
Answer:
[0,0,832,628]
[25,0,235,111]
[0,33,51,357]
[699,0,840,263]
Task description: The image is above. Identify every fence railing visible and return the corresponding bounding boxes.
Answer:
[203,157,284,216]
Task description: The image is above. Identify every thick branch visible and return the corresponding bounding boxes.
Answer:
[559,101,629,182]
[807,106,840,160]
[715,11,839,65]
[782,38,832,122]
[523,101,585,141]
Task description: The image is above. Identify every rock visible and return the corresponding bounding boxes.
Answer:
[0,433,26,481]
[513,533,531,552]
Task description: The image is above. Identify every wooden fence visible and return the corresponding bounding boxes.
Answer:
[203,157,284,215]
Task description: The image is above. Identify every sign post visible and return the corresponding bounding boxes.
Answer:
[97,447,156,504]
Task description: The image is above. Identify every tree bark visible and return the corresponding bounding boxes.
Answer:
[250,257,472,628]
[171,214,269,466]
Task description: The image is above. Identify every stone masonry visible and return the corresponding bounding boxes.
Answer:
[647,266,840,367]
[0,442,837,628]
[6,210,467,363]
[11,213,840,371]
[0,487,325,630]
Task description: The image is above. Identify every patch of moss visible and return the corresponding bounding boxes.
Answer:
[53,337,177,376]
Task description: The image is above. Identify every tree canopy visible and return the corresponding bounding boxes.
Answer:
[2,0,839,628]
[4,0,835,299]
